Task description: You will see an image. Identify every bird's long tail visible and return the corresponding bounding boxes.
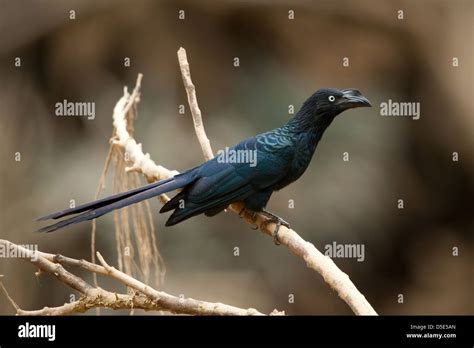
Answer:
[36,172,195,233]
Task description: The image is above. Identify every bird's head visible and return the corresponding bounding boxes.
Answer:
[302,88,372,119]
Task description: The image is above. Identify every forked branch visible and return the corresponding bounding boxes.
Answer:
[0,239,281,315]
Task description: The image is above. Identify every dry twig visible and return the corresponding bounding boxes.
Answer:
[0,240,280,316]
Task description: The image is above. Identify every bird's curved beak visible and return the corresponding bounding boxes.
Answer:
[341,89,372,108]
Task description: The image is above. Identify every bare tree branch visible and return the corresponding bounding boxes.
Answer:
[0,277,20,312]
[0,239,282,316]
[177,47,214,161]
[176,48,376,315]
[111,73,177,204]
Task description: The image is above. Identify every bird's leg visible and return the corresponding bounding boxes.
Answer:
[239,206,259,229]
[259,209,290,245]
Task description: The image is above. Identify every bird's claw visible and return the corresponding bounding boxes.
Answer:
[278,218,290,229]
[242,208,288,240]
[275,218,290,245]
[247,211,259,229]
[250,211,258,222]
[260,217,290,246]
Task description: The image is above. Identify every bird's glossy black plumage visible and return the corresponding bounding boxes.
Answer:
[37,88,371,233]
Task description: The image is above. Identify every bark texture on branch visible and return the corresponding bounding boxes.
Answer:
[0,239,281,316]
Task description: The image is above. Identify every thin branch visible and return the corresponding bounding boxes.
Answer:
[90,131,115,315]
[231,203,376,315]
[14,292,162,316]
[94,252,269,316]
[0,277,20,311]
[111,74,178,199]
[177,47,214,161]
[0,240,282,316]
[176,48,376,315]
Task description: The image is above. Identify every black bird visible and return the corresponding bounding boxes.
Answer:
[37,88,371,241]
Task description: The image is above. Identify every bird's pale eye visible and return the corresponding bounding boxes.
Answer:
[328,95,335,102]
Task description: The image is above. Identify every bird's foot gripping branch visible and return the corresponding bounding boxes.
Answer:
[2,47,377,315]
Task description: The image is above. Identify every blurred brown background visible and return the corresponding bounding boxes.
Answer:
[0,0,473,315]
